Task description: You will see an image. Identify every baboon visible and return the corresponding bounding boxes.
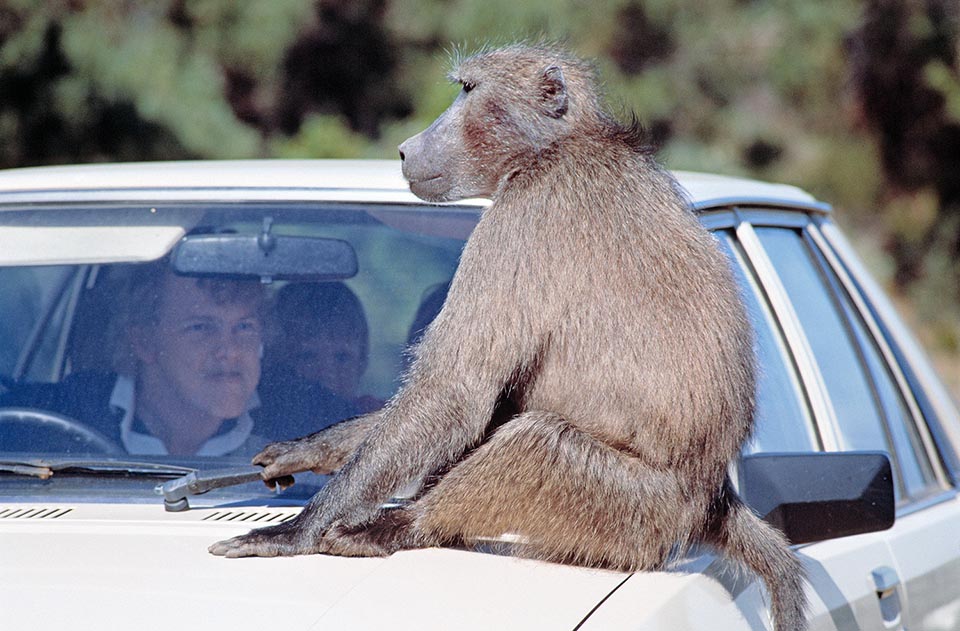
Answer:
[210,44,806,630]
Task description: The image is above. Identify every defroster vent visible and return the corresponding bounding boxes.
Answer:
[0,506,73,520]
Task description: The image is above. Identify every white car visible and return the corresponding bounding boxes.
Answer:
[1,160,959,630]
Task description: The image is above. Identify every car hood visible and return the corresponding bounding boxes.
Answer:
[0,502,631,631]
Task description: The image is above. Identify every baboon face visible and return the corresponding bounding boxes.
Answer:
[399,48,578,202]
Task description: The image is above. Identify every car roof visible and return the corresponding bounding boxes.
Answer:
[0,159,829,212]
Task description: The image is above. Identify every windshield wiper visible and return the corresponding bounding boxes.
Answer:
[1,458,284,512]
[0,461,54,479]
[159,466,283,512]
[0,457,195,480]
[157,467,428,513]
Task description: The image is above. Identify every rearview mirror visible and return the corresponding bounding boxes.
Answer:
[171,231,358,282]
[739,451,894,545]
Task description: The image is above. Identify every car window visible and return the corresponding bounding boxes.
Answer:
[754,226,937,501]
[0,265,76,383]
[0,203,471,466]
[840,291,939,498]
[715,231,817,453]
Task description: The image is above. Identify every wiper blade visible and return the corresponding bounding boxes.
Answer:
[159,466,273,512]
[0,461,53,479]
[0,457,195,479]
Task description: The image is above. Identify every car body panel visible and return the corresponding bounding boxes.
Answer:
[885,494,960,630]
[575,562,771,630]
[579,535,906,631]
[800,534,901,630]
[0,502,629,631]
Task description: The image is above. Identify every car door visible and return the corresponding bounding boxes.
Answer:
[731,209,960,631]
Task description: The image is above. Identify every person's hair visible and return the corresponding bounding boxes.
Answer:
[111,258,266,375]
[274,281,368,346]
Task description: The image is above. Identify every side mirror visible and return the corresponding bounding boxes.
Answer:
[739,451,895,545]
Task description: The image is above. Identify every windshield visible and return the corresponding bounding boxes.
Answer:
[0,201,475,503]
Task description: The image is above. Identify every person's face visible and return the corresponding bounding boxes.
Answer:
[136,274,262,422]
[288,327,365,399]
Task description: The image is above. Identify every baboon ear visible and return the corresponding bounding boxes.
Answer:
[539,65,568,119]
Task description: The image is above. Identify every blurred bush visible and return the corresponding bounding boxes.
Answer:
[0,0,957,389]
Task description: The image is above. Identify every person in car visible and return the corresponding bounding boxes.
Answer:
[118,263,268,456]
[0,260,355,456]
[263,281,382,416]
[1,261,266,456]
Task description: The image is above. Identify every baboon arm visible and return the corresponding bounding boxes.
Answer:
[306,230,545,526]
[215,307,530,563]
[211,372,513,558]
[253,412,383,480]
[309,371,505,525]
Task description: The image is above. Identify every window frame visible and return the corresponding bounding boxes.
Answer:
[714,229,821,453]
[816,220,960,492]
[712,206,953,508]
[731,213,844,452]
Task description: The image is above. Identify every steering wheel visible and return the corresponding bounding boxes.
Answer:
[0,407,123,455]
[0,374,16,391]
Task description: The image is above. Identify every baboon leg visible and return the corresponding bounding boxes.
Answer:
[253,412,382,480]
[217,411,702,565]
[400,411,704,571]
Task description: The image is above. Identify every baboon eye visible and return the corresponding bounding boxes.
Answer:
[462,82,476,94]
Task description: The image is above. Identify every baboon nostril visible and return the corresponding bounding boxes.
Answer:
[399,149,406,162]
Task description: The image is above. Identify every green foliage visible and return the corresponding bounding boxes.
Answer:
[926,60,960,123]
[185,0,310,76]
[0,0,883,186]
[59,6,260,158]
[0,0,958,381]
[272,114,369,159]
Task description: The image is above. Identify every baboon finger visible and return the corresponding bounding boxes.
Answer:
[262,474,296,491]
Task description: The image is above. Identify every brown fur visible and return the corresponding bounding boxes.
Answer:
[210,44,805,631]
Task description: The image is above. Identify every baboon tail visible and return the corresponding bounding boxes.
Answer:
[705,477,807,631]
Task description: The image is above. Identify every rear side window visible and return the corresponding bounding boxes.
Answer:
[754,226,939,501]
[841,293,938,498]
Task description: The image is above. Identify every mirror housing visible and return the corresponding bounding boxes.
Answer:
[739,451,895,544]
[171,231,357,282]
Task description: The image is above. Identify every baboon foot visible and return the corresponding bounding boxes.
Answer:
[208,520,315,558]
[208,508,416,559]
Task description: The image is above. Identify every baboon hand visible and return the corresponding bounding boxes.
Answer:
[252,437,339,486]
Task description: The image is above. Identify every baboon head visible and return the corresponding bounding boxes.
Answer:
[399,45,601,202]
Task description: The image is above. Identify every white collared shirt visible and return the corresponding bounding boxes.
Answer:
[109,375,260,456]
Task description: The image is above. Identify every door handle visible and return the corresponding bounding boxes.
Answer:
[871,566,905,630]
